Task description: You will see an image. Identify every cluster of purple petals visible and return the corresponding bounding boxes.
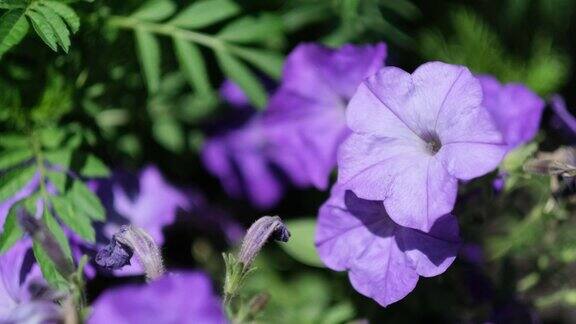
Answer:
[201,43,387,208]
[316,188,460,307]
[337,62,507,232]
[89,271,226,324]
[263,43,387,190]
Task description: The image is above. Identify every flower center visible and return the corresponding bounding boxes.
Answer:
[422,132,442,155]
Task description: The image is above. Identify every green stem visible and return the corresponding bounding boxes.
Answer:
[107,16,251,57]
[108,16,223,49]
[29,129,85,314]
[29,129,50,209]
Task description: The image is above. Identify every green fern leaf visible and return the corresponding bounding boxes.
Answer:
[0,9,29,57]
[132,0,176,22]
[173,38,212,96]
[135,28,161,94]
[42,1,79,33]
[169,0,239,29]
[33,5,71,53]
[26,10,58,51]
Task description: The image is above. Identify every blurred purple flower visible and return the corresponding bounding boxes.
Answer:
[89,271,226,324]
[550,95,576,141]
[315,188,459,307]
[91,165,243,275]
[202,115,284,209]
[338,62,506,231]
[478,75,544,149]
[92,166,190,246]
[0,240,46,318]
[263,43,387,189]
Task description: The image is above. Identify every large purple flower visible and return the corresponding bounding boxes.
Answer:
[338,62,506,231]
[89,271,225,324]
[315,188,459,307]
[263,43,387,189]
[478,75,544,149]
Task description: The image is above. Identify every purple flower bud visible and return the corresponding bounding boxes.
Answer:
[98,225,165,281]
[238,216,290,269]
[95,237,133,270]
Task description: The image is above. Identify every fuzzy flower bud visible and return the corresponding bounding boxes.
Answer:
[238,215,290,269]
[96,225,165,281]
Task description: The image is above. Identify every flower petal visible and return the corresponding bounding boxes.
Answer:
[346,67,421,141]
[338,134,457,231]
[315,189,419,307]
[384,156,457,232]
[265,92,348,189]
[410,62,483,134]
[478,75,545,148]
[398,214,460,277]
[438,142,506,180]
[282,43,387,105]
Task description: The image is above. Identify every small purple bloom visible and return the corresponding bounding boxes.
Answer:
[478,75,545,149]
[264,43,387,189]
[89,271,226,324]
[315,188,459,307]
[338,62,506,231]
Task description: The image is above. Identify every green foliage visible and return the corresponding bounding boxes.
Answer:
[0,121,107,288]
[0,0,80,57]
[244,255,355,323]
[0,9,29,57]
[283,0,420,48]
[280,218,324,267]
[108,0,285,108]
[419,8,569,95]
[0,204,23,253]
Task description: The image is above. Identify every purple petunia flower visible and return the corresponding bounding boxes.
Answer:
[478,75,545,149]
[264,43,387,189]
[315,188,460,307]
[88,271,226,324]
[338,62,506,231]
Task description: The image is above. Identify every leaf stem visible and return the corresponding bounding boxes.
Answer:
[28,129,50,208]
[108,16,223,49]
